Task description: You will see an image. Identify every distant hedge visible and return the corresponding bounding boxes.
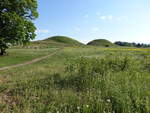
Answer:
[114,41,150,47]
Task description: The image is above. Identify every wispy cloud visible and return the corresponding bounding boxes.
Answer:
[108,15,113,20]
[96,12,128,21]
[98,15,113,20]
[116,16,128,21]
[35,29,50,34]
[84,14,89,18]
[99,16,106,20]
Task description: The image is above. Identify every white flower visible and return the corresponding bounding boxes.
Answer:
[107,99,111,102]
[86,105,89,108]
[77,106,80,110]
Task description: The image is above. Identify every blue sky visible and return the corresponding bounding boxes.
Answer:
[35,0,150,44]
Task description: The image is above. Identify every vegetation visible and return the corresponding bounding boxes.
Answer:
[0,48,58,68]
[0,0,38,55]
[87,39,115,47]
[0,1,149,113]
[46,36,84,46]
[0,47,150,113]
[31,36,84,48]
[115,41,150,48]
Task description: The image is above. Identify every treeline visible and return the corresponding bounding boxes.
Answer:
[114,41,150,48]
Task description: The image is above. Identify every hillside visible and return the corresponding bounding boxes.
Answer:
[87,39,115,47]
[32,36,84,48]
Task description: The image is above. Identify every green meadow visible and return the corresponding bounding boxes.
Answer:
[0,48,58,68]
[1,0,150,113]
[0,45,150,113]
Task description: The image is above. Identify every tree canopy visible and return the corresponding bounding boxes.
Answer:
[0,0,38,55]
[115,41,150,48]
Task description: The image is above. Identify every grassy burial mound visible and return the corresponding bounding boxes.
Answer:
[32,36,84,48]
[87,39,115,47]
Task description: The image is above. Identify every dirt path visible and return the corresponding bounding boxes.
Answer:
[0,48,62,71]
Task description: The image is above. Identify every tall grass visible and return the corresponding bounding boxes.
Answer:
[64,56,150,113]
[0,47,150,113]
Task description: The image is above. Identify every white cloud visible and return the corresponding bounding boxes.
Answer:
[35,29,50,34]
[108,15,113,20]
[96,12,128,21]
[84,14,89,18]
[100,16,106,20]
[96,12,113,20]
[99,15,113,20]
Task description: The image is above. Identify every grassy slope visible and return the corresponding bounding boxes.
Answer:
[45,36,84,46]
[0,47,150,113]
[0,48,58,68]
[87,39,116,47]
[31,36,84,48]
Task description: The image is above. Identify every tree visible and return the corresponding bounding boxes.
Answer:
[0,0,38,55]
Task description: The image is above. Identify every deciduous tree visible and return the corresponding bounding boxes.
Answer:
[0,0,38,55]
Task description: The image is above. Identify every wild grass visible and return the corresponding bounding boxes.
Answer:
[0,47,150,113]
[0,48,58,68]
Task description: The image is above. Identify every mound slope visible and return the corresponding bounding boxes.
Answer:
[87,39,115,47]
[32,36,84,47]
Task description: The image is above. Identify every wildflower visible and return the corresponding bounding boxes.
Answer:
[56,111,59,113]
[107,99,111,102]
[77,106,80,110]
[86,105,89,108]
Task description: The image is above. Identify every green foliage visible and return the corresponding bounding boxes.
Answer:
[65,56,140,89]
[64,56,150,113]
[115,41,150,48]
[0,0,38,55]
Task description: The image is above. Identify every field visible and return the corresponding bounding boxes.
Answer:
[0,46,150,113]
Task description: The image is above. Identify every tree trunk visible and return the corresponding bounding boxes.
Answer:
[0,48,5,55]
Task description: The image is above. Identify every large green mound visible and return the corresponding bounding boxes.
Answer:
[32,36,84,48]
[87,39,115,47]
[45,36,83,46]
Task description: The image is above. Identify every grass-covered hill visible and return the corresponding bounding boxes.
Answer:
[87,39,115,47]
[31,36,84,48]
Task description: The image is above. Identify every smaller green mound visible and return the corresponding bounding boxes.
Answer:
[87,39,115,47]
